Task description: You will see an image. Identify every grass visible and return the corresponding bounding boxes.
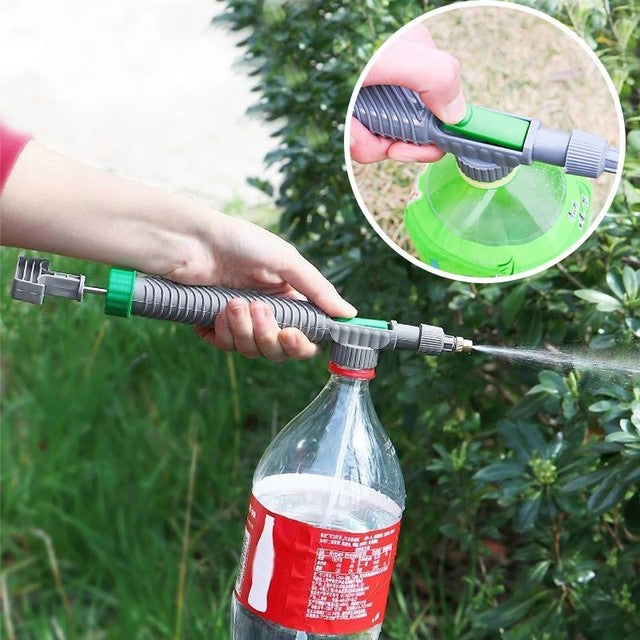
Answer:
[0,248,330,639]
[0,248,461,640]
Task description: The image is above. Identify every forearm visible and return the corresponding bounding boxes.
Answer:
[0,142,216,277]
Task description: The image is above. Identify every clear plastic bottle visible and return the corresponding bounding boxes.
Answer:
[231,360,405,640]
[404,154,592,277]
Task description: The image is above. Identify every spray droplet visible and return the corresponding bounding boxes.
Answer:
[473,344,640,377]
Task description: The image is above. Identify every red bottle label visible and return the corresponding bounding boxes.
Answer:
[235,491,401,635]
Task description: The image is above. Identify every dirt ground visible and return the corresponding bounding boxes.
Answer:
[352,5,621,259]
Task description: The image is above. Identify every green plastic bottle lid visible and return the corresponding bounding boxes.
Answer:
[105,268,136,317]
[335,317,389,330]
[443,105,530,151]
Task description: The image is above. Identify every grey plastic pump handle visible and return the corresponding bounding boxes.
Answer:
[131,276,454,356]
[11,256,464,361]
[353,85,618,179]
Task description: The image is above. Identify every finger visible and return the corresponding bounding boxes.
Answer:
[194,313,234,350]
[365,46,466,123]
[226,299,260,358]
[387,141,444,163]
[278,248,357,319]
[211,308,236,351]
[194,324,216,346]
[398,22,437,48]
[350,117,393,164]
[250,301,288,362]
[279,328,320,360]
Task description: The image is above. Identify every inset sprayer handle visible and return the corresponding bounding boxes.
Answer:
[353,85,618,179]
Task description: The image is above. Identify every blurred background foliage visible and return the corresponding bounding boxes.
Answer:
[2,0,639,639]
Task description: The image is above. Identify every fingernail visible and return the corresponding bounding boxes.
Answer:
[344,303,358,316]
[444,92,467,124]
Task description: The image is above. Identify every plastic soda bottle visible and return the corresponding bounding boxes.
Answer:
[231,345,406,639]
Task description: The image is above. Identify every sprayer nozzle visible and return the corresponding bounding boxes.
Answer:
[604,148,619,174]
[455,337,474,353]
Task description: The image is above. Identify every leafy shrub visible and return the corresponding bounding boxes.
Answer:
[216,0,640,637]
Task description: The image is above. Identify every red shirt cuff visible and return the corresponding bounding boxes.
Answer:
[0,122,33,193]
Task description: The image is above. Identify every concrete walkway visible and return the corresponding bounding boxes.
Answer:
[0,0,276,210]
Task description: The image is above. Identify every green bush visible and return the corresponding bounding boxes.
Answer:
[216,0,640,637]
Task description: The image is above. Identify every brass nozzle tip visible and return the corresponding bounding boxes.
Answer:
[455,337,474,353]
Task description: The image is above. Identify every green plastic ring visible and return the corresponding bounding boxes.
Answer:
[105,268,136,317]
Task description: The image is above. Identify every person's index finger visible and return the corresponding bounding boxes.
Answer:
[278,254,357,319]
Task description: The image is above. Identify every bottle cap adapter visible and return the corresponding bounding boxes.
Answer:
[330,343,379,370]
[12,256,474,370]
[354,85,619,183]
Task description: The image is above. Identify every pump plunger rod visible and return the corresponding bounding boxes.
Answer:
[12,256,473,357]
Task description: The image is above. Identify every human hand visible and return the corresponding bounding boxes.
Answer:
[350,22,466,164]
[0,143,356,362]
[175,211,357,361]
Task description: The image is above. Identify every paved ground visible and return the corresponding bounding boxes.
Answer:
[0,0,277,210]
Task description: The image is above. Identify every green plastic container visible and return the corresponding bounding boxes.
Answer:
[404,154,593,278]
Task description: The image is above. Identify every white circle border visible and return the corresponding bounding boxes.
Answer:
[343,0,626,285]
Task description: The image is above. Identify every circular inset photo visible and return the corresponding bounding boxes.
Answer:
[345,1,624,283]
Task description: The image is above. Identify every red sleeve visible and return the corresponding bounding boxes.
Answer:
[0,122,33,193]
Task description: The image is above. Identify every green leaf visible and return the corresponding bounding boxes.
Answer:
[475,590,548,630]
[562,395,577,420]
[625,317,640,337]
[575,289,623,312]
[623,494,640,535]
[589,400,614,412]
[560,468,610,493]
[587,469,627,514]
[500,284,527,327]
[606,270,625,299]
[622,266,638,300]
[246,176,274,197]
[529,559,551,584]
[516,492,542,531]
[474,461,525,482]
[499,421,547,461]
[622,461,640,484]
[628,129,640,153]
[605,432,639,444]
[538,370,566,395]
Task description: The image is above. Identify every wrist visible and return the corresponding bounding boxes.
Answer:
[138,195,223,284]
